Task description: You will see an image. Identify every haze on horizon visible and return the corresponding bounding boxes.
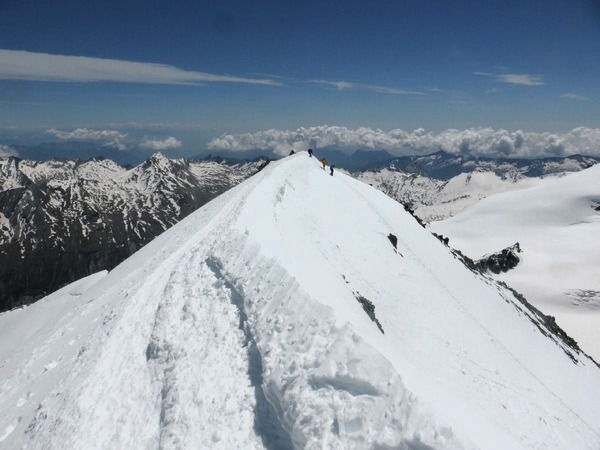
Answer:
[1,0,599,160]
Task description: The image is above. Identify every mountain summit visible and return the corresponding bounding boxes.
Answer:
[1,154,599,449]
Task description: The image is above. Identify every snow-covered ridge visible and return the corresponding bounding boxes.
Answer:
[1,154,599,449]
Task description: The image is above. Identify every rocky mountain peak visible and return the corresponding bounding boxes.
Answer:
[0,154,267,311]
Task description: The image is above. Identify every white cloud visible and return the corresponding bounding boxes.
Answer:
[0,144,18,157]
[46,127,128,150]
[139,136,182,151]
[309,80,425,95]
[475,71,545,86]
[47,128,125,140]
[561,93,589,101]
[106,122,172,130]
[102,140,128,151]
[0,49,280,86]
[45,128,184,151]
[497,74,544,86]
[207,125,600,158]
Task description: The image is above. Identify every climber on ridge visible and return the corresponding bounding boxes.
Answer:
[308,148,313,157]
[321,158,327,170]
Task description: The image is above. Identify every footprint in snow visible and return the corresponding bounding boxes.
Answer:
[16,391,33,407]
[43,360,58,372]
[67,335,81,346]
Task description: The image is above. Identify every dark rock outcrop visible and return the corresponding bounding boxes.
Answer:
[432,233,450,245]
[355,293,384,334]
[475,243,522,274]
[387,233,398,249]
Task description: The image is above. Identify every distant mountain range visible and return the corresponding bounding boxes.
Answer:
[1,149,598,311]
[376,150,599,180]
[10,143,282,167]
[299,148,599,177]
[10,141,600,175]
[0,154,268,311]
[355,151,600,221]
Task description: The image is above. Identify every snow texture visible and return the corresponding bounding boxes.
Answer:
[1,153,600,449]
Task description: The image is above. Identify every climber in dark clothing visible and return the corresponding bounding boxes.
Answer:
[308,148,313,157]
[330,165,335,176]
[289,149,295,155]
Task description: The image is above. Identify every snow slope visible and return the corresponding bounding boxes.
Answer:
[1,154,600,449]
[430,164,600,361]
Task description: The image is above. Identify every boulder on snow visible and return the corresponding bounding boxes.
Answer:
[354,293,384,334]
[387,233,398,249]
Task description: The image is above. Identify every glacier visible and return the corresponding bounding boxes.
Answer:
[431,163,600,363]
[1,153,599,449]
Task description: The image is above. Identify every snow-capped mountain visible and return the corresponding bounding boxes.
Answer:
[0,154,268,311]
[379,150,599,180]
[354,152,598,222]
[355,169,544,222]
[1,154,599,449]
[430,164,600,362]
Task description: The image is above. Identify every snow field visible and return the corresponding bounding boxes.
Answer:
[430,164,600,361]
[1,153,599,449]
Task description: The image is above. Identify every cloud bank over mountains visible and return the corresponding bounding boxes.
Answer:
[5,126,599,161]
[0,144,17,157]
[47,128,126,141]
[45,128,181,152]
[47,128,128,150]
[140,136,182,150]
[207,126,600,158]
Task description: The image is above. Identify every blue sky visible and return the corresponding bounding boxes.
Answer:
[1,0,599,159]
